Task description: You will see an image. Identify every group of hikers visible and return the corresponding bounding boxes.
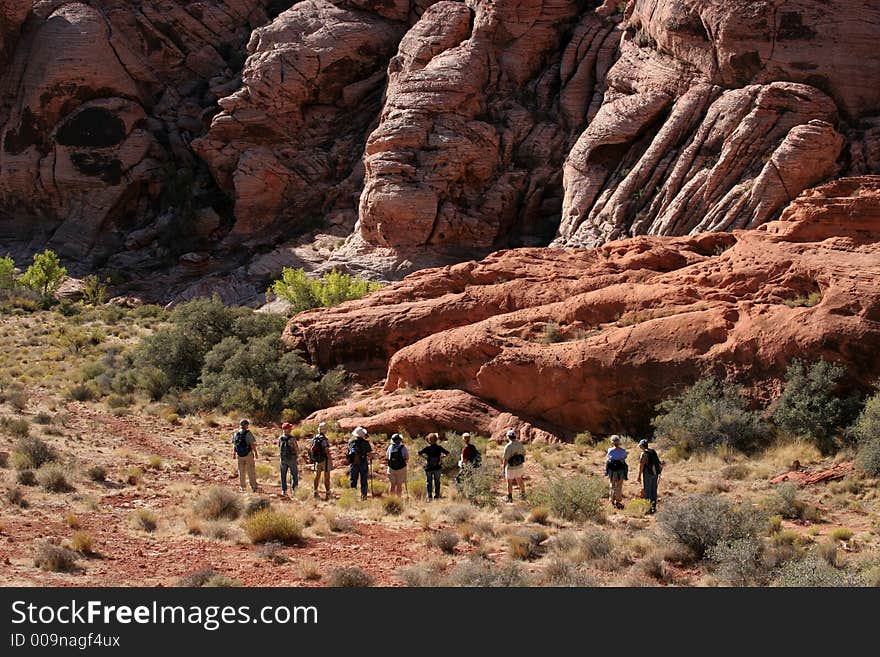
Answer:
[231,420,662,511]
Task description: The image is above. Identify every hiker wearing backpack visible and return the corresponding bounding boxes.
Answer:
[502,428,526,502]
[637,439,662,514]
[308,422,333,500]
[278,422,299,497]
[455,432,481,489]
[346,426,373,500]
[418,433,449,500]
[232,419,259,493]
[386,433,408,496]
[605,435,628,509]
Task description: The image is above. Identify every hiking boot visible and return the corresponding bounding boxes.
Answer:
[506,493,513,503]
[313,490,320,499]
[434,494,442,500]
[361,493,368,501]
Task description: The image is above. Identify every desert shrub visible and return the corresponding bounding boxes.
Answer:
[33,541,78,572]
[70,531,94,555]
[17,469,36,486]
[33,412,52,425]
[269,267,383,314]
[855,437,880,476]
[854,391,880,442]
[196,335,345,418]
[707,537,766,586]
[829,527,854,542]
[80,274,108,306]
[37,464,74,492]
[86,465,106,482]
[771,360,855,453]
[177,568,240,587]
[763,482,820,522]
[1,416,29,439]
[657,494,766,558]
[243,509,302,544]
[244,497,272,517]
[624,499,652,517]
[773,554,862,587]
[12,435,57,469]
[194,487,243,520]
[445,504,474,524]
[5,487,26,507]
[455,462,497,507]
[635,551,675,584]
[445,558,530,587]
[429,530,460,554]
[0,254,15,289]
[19,249,66,301]
[652,378,768,453]
[507,528,547,561]
[397,560,445,587]
[817,539,839,567]
[530,475,605,522]
[0,452,6,468]
[123,466,144,486]
[528,506,551,524]
[327,566,374,588]
[382,495,403,515]
[65,383,98,402]
[541,558,597,587]
[256,541,287,564]
[132,509,158,532]
[578,529,613,562]
[721,463,750,480]
[538,321,563,344]
[326,512,357,533]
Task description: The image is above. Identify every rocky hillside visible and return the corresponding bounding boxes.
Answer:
[0,1,877,302]
[288,177,880,440]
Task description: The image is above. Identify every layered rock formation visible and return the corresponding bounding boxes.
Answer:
[290,177,880,440]
[0,0,878,302]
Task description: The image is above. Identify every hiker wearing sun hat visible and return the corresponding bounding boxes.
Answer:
[637,439,663,514]
[278,422,299,497]
[386,433,408,497]
[232,419,259,493]
[605,435,628,509]
[346,426,373,500]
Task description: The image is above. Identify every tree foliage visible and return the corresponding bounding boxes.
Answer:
[269,268,383,314]
[19,250,66,300]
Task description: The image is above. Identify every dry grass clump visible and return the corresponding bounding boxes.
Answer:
[508,528,548,561]
[12,435,57,470]
[428,529,460,554]
[70,531,94,556]
[5,487,27,507]
[382,495,403,515]
[541,557,597,587]
[244,496,272,517]
[34,541,78,572]
[243,509,303,544]
[397,559,446,587]
[86,465,106,482]
[327,566,373,587]
[194,486,243,521]
[37,463,74,492]
[177,568,240,587]
[256,541,287,564]
[17,469,36,486]
[528,506,551,524]
[445,558,530,587]
[131,508,158,532]
[122,466,144,486]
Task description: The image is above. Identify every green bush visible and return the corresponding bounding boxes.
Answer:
[853,391,880,443]
[856,439,880,476]
[19,250,66,301]
[657,494,766,558]
[37,464,74,492]
[771,360,855,453]
[81,275,109,306]
[530,475,605,522]
[763,482,820,521]
[0,254,15,289]
[269,268,383,314]
[652,378,768,453]
[456,462,497,507]
[1,416,30,439]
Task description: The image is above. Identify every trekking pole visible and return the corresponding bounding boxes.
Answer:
[369,457,374,497]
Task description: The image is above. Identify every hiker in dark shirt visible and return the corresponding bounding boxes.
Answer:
[346,426,373,500]
[418,433,449,500]
[278,422,298,497]
[637,439,663,514]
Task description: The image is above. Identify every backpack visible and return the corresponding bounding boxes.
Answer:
[233,430,252,457]
[645,448,662,476]
[507,452,525,467]
[462,444,481,467]
[606,458,625,471]
[309,435,327,463]
[346,438,368,465]
[388,444,406,470]
[279,435,295,461]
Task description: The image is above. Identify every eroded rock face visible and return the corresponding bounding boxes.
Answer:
[0,0,276,263]
[555,0,880,248]
[192,0,407,243]
[288,177,880,440]
[357,0,621,250]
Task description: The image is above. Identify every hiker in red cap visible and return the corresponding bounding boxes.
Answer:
[278,422,299,497]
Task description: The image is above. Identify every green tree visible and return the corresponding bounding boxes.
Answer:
[19,250,66,300]
[652,378,768,453]
[771,360,855,454]
[81,275,109,306]
[0,255,15,289]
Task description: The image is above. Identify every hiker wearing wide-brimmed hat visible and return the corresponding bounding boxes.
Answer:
[346,426,373,500]
[605,435,628,509]
[308,421,332,500]
[637,439,663,514]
